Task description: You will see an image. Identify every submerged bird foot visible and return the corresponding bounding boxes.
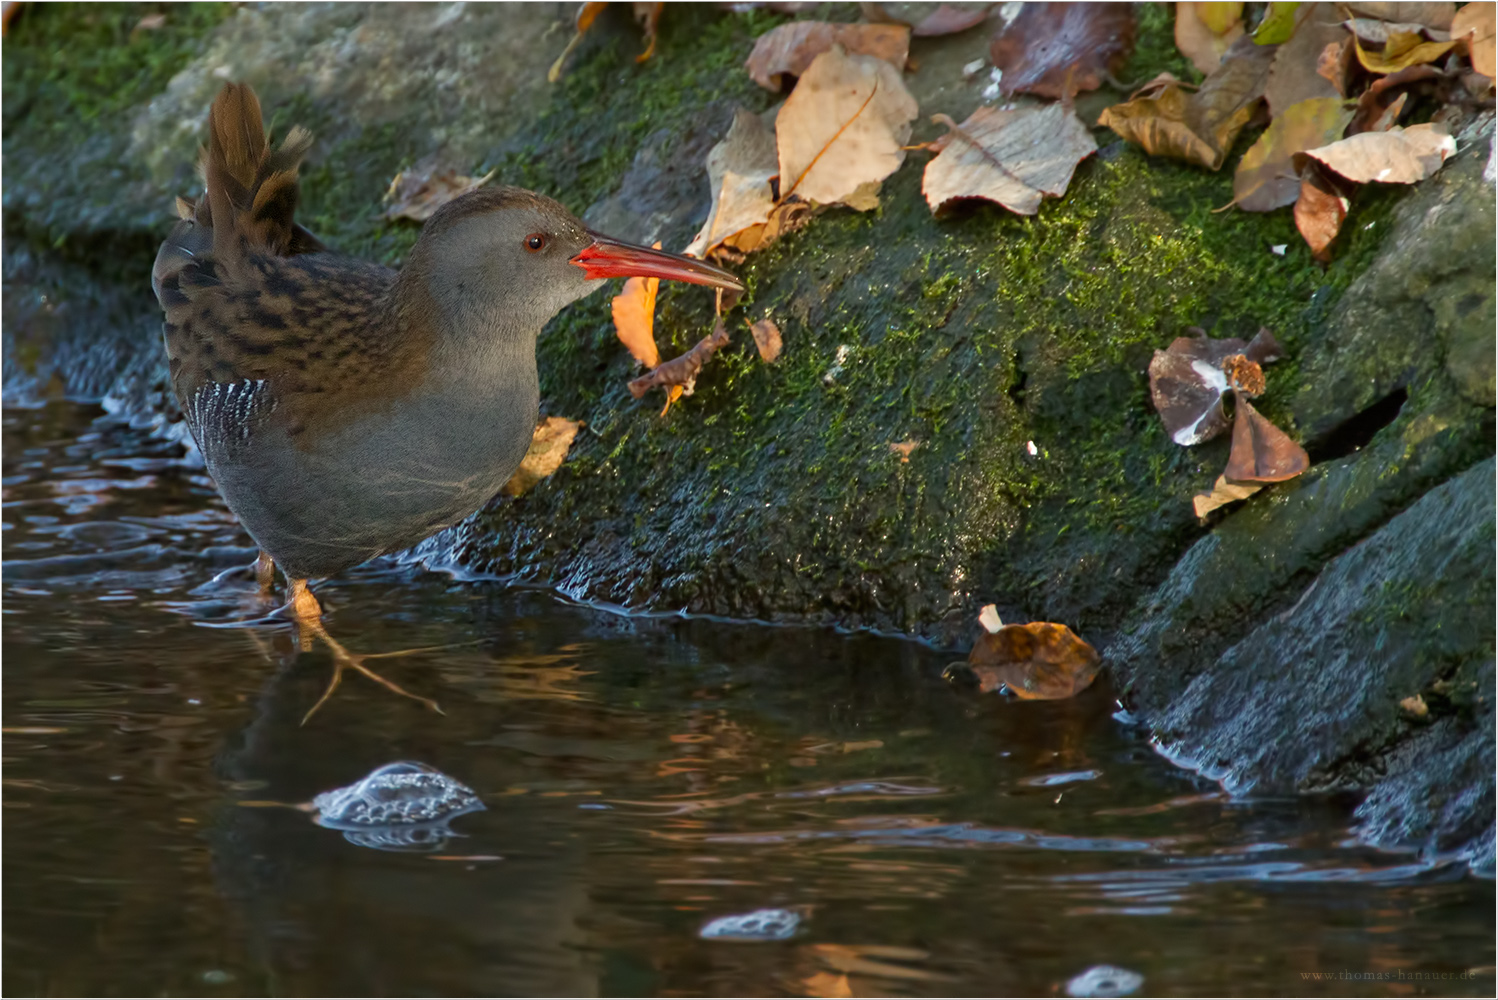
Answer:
[282,577,446,725]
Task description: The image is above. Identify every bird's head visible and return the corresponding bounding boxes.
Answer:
[410,186,741,343]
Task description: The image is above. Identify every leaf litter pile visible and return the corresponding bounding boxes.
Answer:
[373,3,1493,700]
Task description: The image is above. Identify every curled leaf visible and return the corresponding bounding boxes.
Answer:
[1232,96,1352,212]
[1224,393,1311,482]
[744,21,910,90]
[1175,2,1246,76]
[1148,328,1283,445]
[776,45,919,208]
[1296,121,1456,184]
[1453,1,1496,78]
[1192,474,1265,517]
[1352,30,1456,73]
[1347,64,1438,134]
[384,164,496,222]
[683,109,778,259]
[549,2,609,83]
[628,320,731,401]
[610,242,663,368]
[503,417,584,496]
[967,621,1102,700]
[748,318,783,363]
[989,2,1136,99]
[633,2,663,63]
[922,102,1097,216]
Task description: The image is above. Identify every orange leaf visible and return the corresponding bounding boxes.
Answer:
[610,241,662,368]
[968,621,1101,700]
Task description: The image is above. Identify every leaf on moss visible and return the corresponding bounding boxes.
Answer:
[968,620,1102,700]
[889,439,921,462]
[776,45,919,208]
[1098,35,1276,170]
[1351,30,1456,73]
[683,109,778,259]
[921,102,1097,216]
[748,317,783,362]
[1233,96,1352,211]
[1149,328,1283,445]
[502,417,584,497]
[1224,394,1311,482]
[1453,0,1496,78]
[610,243,663,369]
[1316,36,1364,97]
[1347,63,1437,134]
[1192,474,1266,517]
[1293,161,1354,261]
[988,2,1136,99]
[1295,121,1456,184]
[744,20,910,90]
[628,319,731,402]
[1339,3,1454,30]
[1265,2,1349,115]
[1254,1,1304,45]
[383,163,496,222]
[1176,2,1246,76]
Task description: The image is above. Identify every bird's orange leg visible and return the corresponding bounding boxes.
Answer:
[283,577,445,725]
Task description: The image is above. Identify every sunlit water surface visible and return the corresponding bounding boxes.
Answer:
[3,401,1493,997]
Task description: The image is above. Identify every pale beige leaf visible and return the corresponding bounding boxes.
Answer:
[1339,2,1454,29]
[749,317,783,362]
[1192,474,1264,517]
[1452,1,1496,78]
[683,109,778,259]
[503,417,583,496]
[776,46,919,208]
[1300,122,1456,183]
[384,165,496,222]
[1176,2,1246,76]
[1265,2,1347,115]
[745,20,910,90]
[922,102,1097,215]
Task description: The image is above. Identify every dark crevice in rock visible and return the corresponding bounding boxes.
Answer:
[1306,387,1408,464]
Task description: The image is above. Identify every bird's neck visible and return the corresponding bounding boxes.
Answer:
[389,261,540,392]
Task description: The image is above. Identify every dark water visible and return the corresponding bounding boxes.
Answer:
[3,400,1494,998]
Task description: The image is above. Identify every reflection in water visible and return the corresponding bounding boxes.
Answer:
[3,400,1495,997]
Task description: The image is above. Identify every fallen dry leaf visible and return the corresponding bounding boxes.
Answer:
[628,319,731,401]
[744,20,910,90]
[1296,121,1456,184]
[1233,96,1352,211]
[1224,395,1311,482]
[611,245,663,369]
[683,109,779,259]
[1316,36,1365,97]
[384,163,496,222]
[1265,3,1349,115]
[134,12,166,32]
[748,317,783,362]
[1176,2,1246,76]
[1149,328,1283,445]
[1340,3,1454,29]
[549,1,609,83]
[1399,694,1430,718]
[1352,30,1456,73]
[889,439,920,461]
[1293,161,1353,261]
[633,1,662,63]
[968,620,1102,700]
[988,2,1136,99]
[776,45,919,208]
[988,2,1126,99]
[1453,1,1496,78]
[1098,35,1276,171]
[502,417,584,496]
[1347,64,1438,134]
[1253,0,1303,44]
[1192,474,1266,517]
[922,101,1097,215]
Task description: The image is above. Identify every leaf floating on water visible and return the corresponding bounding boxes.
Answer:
[921,101,1097,216]
[1295,121,1456,184]
[1232,97,1352,212]
[611,242,664,368]
[1175,2,1246,76]
[988,2,1136,99]
[383,163,496,222]
[628,319,732,403]
[1098,35,1276,171]
[776,45,919,208]
[967,620,1102,700]
[744,20,910,91]
[503,416,584,497]
[748,317,783,362]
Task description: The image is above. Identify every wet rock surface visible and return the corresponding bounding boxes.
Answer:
[3,3,1492,870]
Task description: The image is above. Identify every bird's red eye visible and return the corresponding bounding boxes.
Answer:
[525,233,547,252]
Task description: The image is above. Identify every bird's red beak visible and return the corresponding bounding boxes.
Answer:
[571,233,743,291]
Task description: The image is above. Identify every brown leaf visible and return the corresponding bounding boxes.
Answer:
[988,2,1136,99]
[922,102,1097,216]
[383,163,496,222]
[1352,30,1456,73]
[1296,121,1456,183]
[969,621,1102,700]
[862,2,995,36]
[502,417,584,496]
[1316,36,1365,97]
[1149,329,1283,445]
[744,20,910,90]
[1339,3,1454,31]
[633,2,663,63]
[776,46,919,208]
[1224,392,1311,482]
[748,317,783,362]
[1192,474,1266,517]
[1098,35,1276,171]
[610,242,663,368]
[1294,161,1352,260]
[549,1,610,83]
[683,109,778,259]
[1176,2,1246,76]
[628,320,731,400]
[1233,96,1352,212]
[1453,1,1496,78]
[1266,3,1349,115]
[1347,64,1438,135]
